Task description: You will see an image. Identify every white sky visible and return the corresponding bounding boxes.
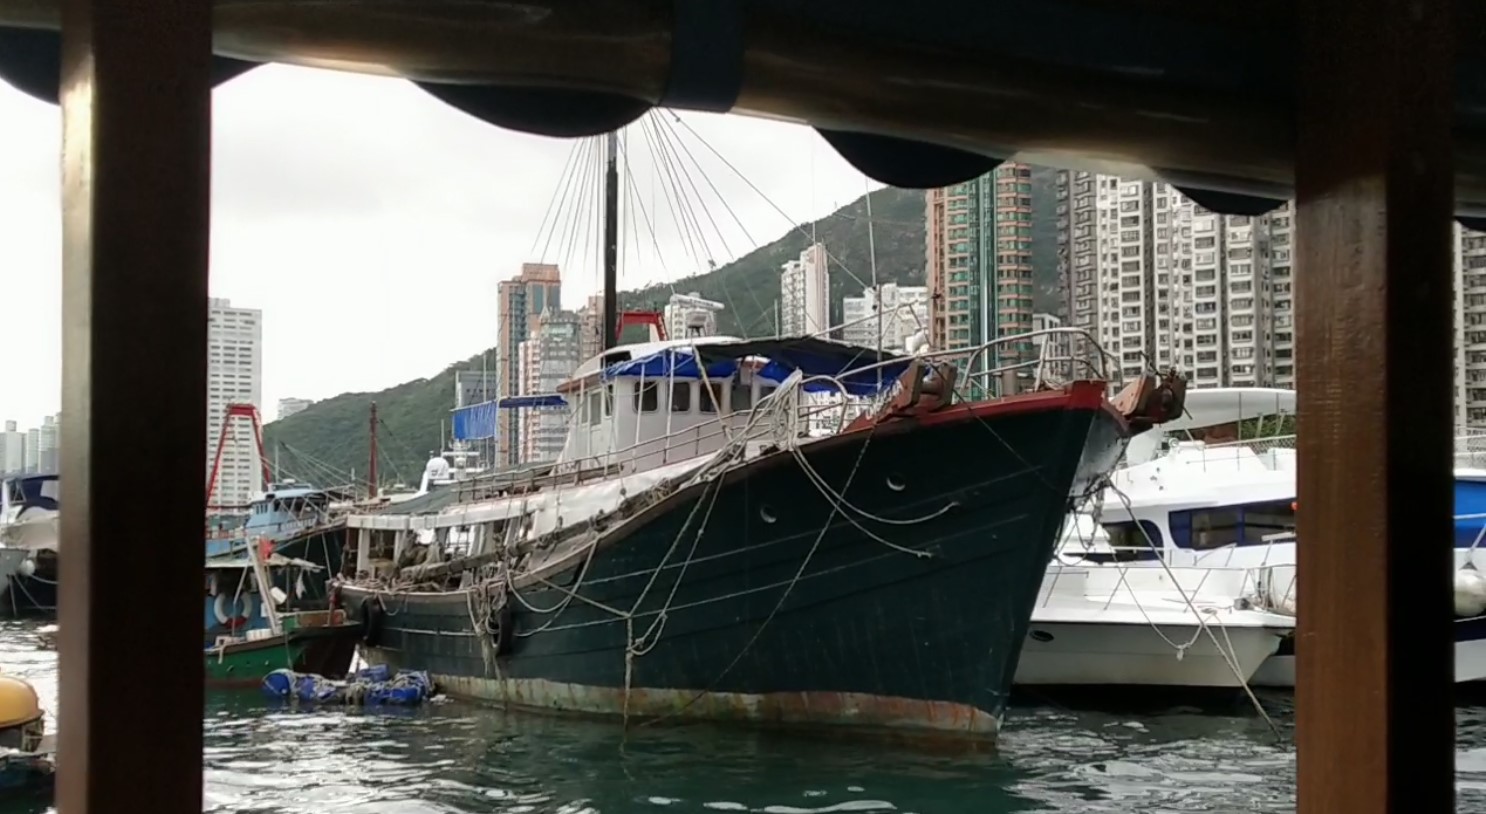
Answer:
[0,64,882,427]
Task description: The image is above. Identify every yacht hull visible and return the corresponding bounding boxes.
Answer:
[343,383,1130,744]
[1013,619,1284,687]
[1252,617,1486,686]
[0,549,55,618]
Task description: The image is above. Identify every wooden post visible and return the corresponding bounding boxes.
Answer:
[392,529,408,564]
[55,0,211,812]
[356,528,372,576]
[1294,1,1455,812]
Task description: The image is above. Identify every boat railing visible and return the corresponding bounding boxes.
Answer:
[1043,556,1300,618]
[436,329,1121,508]
[957,326,1116,393]
[1199,432,1486,471]
[448,390,859,503]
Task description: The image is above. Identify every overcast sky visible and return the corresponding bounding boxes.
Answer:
[0,64,883,428]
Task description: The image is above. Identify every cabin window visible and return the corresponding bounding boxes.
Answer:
[1237,500,1296,543]
[671,382,692,412]
[700,381,725,413]
[604,384,614,416]
[758,385,777,403]
[1100,521,1165,560]
[731,381,753,412]
[586,390,602,426]
[1169,500,1296,549]
[1187,509,1241,549]
[634,381,659,413]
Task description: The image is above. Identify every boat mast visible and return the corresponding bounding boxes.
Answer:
[368,401,379,499]
[602,130,620,351]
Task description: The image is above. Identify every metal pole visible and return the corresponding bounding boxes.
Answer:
[603,130,620,350]
[368,401,378,499]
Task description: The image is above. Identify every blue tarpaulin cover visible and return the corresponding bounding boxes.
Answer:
[451,401,497,441]
[451,395,568,441]
[603,336,910,397]
[261,665,435,706]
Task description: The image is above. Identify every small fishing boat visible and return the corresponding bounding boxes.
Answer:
[203,540,361,688]
[205,404,350,606]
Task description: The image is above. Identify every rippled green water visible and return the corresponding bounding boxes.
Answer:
[4,618,1484,813]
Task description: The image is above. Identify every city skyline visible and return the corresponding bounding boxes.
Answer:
[0,65,883,427]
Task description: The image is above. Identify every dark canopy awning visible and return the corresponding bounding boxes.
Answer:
[0,1,1484,225]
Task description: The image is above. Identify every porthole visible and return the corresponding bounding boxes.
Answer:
[760,505,778,524]
[886,473,907,492]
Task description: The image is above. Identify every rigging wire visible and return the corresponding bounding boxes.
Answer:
[637,116,706,276]
[373,417,417,485]
[638,113,755,336]
[665,111,873,293]
[616,137,675,284]
[557,139,601,273]
[528,138,584,259]
[650,114,779,337]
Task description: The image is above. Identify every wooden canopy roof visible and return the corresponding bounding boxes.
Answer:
[1,0,1484,223]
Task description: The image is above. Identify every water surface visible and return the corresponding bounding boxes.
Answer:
[2,619,1478,813]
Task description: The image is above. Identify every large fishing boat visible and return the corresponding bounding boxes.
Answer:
[337,330,1184,743]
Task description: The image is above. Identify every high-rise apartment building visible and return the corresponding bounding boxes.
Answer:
[1455,224,1486,428]
[517,309,583,464]
[496,263,562,468]
[0,420,23,475]
[1055,173,1294,391]
[206,298,263,507]
[925,163,1036,393]
[841,284,929,352]
[780,243,830,336]
[577,293,605,363]
[663,292,725,340]
[22,429,38,474]
[36,415,58,474]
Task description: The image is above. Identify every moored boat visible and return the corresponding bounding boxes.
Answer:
[203,542,360,688]
[1014,562,1290,688]
[0,473,58,617]
[338,332,1184,743]
[204,405,350,610]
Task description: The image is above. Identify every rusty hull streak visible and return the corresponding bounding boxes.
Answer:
[435,674,999,741]
[358,646,1000,743]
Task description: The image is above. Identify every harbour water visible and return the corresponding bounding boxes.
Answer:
[6,618,1486,813]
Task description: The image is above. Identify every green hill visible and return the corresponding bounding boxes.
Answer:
[620,186,927,336]
[263,181,1063,485]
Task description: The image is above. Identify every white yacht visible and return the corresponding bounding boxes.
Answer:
[1029,386,1486,687]
[1015,388,1298,688]
[0,472,59,615]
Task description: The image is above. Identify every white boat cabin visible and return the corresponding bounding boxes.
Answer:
[549,336,887,476]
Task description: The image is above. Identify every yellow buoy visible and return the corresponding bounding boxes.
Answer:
[0,675,42,730]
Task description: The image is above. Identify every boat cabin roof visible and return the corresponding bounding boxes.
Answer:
[203,552,323,571]
[562,334,911,398]
[1,472,58,484]
[256,486,328,502]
